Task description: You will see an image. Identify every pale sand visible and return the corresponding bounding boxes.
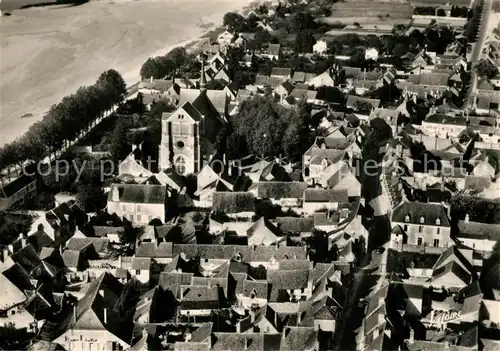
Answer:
[0,0,255,146]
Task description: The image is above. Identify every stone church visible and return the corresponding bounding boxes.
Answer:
[159,62,228,174]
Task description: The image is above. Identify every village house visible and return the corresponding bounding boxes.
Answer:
[261,43,281,60]
[391,201,451,249]
[48,273,132,351]
[364,47,379,61]
[455,214,500,252]
[303,189,349,215]
[0,174,37,211]
[107,183,167,224]
[313,39,329,56]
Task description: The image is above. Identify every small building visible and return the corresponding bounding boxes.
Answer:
[391,201,451,248]
[313,39,328,56]
[364,47,379,61]
[107,184,167,224]
[0,174,36,211]
[262,44,281,60]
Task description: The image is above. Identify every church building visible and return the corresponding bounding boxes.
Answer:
[159,62,228,174]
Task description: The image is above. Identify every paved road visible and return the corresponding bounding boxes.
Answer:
[465,0,494,109]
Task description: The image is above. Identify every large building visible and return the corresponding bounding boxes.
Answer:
[159,63,228,174]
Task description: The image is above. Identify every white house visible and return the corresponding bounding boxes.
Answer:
[313,39,328,56]
[107,184,167,224]
[365,48,379,61]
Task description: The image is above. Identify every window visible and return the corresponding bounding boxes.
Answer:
[437,228,440,234]
[175,156,186,175]
[122,204,127,211]
[137,214,142,222]
[177,141,185,148]
[433,239,439,247]
[417,237,423,246]
[404,224,408,231]
[418,226,423,233]
[136,270,141,275]
[137,205,142,212]
[130,214,134,222]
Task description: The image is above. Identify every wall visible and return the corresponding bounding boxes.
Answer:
[55,329,129,351]
[303,202,339,215]
[107,201,165,224]
[392,222,451,248]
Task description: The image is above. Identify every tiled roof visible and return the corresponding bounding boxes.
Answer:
[280,327,318,351]
[212,192,255,213]
[242,279,269,299]
[304,189,349,203]
[255,181,307,199]
[457,220,500,241]
[66,237,109,254]
[172,244,307,262]
[391,202,450,227]
[431,261,471,286]
[180,285,219,310]
[0,174,36,198]
[135,242,173,258]
[131,257,151,270]
[268,269,310,290]
[108,184,167,204]
[276,217,314,234]
[264,44,281,55]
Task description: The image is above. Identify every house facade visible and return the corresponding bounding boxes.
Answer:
[107,184,167,224]
[0,175,37,211]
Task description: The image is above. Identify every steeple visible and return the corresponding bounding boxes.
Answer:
[200,60,207,94]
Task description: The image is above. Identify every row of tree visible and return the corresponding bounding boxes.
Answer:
[139,47,191,80]
[0,70,127,179]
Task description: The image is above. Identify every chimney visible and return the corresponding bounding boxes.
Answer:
[118,255,122,268]
[465,213,470,223]
[409,328,415,344]
[104,308,107,324]
[150,76,154,83]
[111,185,120,202]
[236,320,241,333]
[444,341,449,351]
[73,305,77,324]
[250,309,256,323]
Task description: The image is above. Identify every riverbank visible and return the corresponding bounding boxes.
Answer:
[0,0,257,146]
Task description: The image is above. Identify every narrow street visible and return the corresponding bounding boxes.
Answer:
[464,0,494,109]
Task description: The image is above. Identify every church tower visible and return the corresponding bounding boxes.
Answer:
[159,62,216,174]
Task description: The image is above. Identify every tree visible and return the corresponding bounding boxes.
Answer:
[290,12,316,32]
[475,59,498,79]
[295,29,316,54]
[75,184,105,212]
[109,120,131,163]
[96,69,127,105]
[223,12,248,33]
[140,57,164,79]
[450,192,497,224]
[354,101,374,114]
[232,96,304,159]
[206,79,227,90]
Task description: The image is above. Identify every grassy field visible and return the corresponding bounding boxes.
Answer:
[324,1,413,25]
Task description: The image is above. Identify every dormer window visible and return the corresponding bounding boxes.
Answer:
[435,218,441,225]
[405,215,410,223]
[420,216,425,224]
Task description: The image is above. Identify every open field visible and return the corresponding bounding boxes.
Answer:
[324,1,413,25]
[0,0,254,146]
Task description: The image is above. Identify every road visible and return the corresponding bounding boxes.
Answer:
[333,128,391,351]
[464,0,494,109]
